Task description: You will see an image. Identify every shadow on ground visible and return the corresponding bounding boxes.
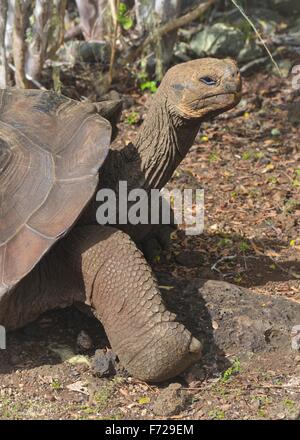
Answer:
[0,274,229,378]
[2,269,299,383]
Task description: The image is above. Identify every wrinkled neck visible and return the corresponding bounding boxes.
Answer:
[100,93,201,194]
[133,93,200,190]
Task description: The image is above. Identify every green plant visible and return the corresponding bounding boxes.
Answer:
[208,409,225,420]
[234,273,243,284]
[125,111,139,125]
[218,238,233,248]
[140,80,158,93]
[94,385,114,408]
[292,169,300,187]
[239,241,249,252]
[138,396,151,405]
[209,152,219,163]
[252,395,272,417]
[221,358,241,383]
[268,176,278,184]
[284,399,295,410]
[117,3,133,30]
[254,151,264,160]
[51,378,62,390]
[284,199,298,214]
[242,151,252,160]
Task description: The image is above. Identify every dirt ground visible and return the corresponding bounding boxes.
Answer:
[0,70,299,420]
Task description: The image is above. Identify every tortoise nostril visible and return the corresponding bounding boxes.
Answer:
[230,70,240,79]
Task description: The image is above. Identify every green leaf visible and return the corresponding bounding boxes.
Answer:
[119,2,127,14]
[125,111,139,125]
[117,2,133,30]
[140,81,158,93]
[239,241,250,252]
[138,396,151,405]
[221,358,241,382]
[122,17,133,30]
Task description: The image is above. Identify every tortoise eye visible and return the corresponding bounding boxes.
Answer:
[200,77,217,86]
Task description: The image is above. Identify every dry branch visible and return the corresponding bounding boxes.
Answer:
[0,0,8,88]
[76,0,111,41]
[13,0,31,88]
[124,0,216,65]
[27,0,52,80]
[108,0,120,86]
[47,0,68,59]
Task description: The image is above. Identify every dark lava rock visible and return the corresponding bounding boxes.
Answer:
[158,274,300,359]
[92,349,117,377]
[190,23,245,59]
[196,280,300,355]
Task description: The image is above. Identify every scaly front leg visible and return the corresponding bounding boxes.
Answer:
[62,225,202,382]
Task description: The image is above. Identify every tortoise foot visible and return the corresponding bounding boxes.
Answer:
[116,322,202,383]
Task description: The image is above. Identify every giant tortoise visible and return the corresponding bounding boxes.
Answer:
[0,58,242,382]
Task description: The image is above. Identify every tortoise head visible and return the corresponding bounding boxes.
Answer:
[160,58,242,120]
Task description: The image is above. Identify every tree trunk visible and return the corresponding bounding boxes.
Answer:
[5,0,14,54]
[76,0,110,41]
[13,0,31,88]
[154,0,181,77]
[0,0,8,88]
[26,0,52,80]
[47,0,68,59]
[135,0,181,32]
[135,0,181,76]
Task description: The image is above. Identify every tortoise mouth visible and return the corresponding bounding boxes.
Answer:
[176,91,241,119]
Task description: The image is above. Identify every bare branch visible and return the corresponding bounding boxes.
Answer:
[125,0,216,64]
[108,0,119,86]
[47,0,68,59]
[76,0,110,41]
[26,0,52,80]
[13,0,31,88]
[0,0,8,88]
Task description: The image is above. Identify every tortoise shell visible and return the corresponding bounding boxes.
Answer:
[0,89,111,296]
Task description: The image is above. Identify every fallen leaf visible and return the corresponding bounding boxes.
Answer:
[66,381,89,395]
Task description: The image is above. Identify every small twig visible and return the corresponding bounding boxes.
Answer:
[0,0,9,88]
[240,57,269,75]
[108,0,119,86]
[231,0,282,77]
[211,255,237,273]
[281,171,294,182]
[108,0,118,29]
[8,63,47,90]
[243,257,248,270]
